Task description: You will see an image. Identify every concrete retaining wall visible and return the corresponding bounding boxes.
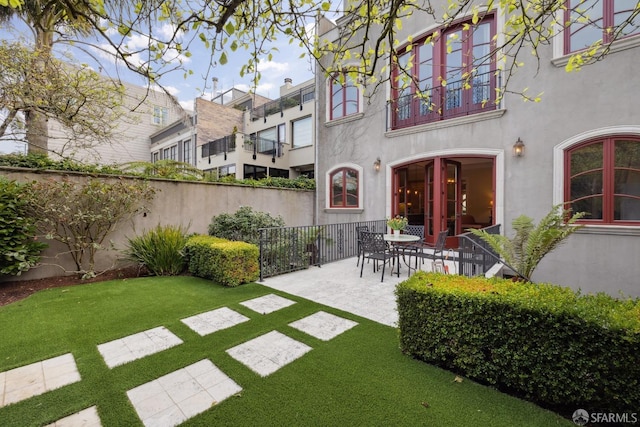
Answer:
[0,168,315,281]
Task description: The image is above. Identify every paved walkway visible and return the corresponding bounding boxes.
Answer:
[1,256,451,426]
[0,286,367,427]
[261,257,409,327]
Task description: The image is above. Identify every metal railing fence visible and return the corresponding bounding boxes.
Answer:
[258,219,386,280]
[457,224,502,277]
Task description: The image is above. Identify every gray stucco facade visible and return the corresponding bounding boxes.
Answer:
[315,3,640,296]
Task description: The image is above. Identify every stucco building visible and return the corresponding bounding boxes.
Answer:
[315,1,640,296]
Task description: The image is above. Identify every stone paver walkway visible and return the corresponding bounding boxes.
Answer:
[240,293,296,314]
[289,311,358,341]
[45,406,101,427]
[127,359,241,427]
[0,353,81,408]
[181,307,250,336]
[226,330,312,377]
[97,326,183,369]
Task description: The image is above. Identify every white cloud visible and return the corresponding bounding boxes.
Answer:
[257,60,290,74]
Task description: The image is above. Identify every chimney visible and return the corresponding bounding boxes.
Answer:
[212,77,219,100]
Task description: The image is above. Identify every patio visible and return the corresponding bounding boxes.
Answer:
[260,255,458,327]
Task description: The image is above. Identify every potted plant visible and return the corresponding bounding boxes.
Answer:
[387,215,408,235]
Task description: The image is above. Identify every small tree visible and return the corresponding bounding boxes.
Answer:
[0,178,47,275]
[469,205,585,281]
[25,177,155,278]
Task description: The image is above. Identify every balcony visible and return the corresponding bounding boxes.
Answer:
[251,84,315,122]
[387,71,499,131]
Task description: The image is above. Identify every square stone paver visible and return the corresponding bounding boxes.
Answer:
[181,307,250,336]
[288,311,358,341]
[1,353,81,408]
[127,359,241,427]
[97,326,183,369]
[240,294,296,314]
[226,331,312,377]
[45,406,101,427]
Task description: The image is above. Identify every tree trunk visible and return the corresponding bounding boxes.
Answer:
[26,29,55,155]
[25,109,48,155]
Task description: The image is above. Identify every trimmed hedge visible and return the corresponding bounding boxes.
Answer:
[183,235,259,287]
[395,272,640,413]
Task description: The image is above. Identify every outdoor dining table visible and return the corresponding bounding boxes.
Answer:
[383,233,420,277]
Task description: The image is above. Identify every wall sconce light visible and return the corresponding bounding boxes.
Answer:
[513,138,525,157]
[373,157,381,172]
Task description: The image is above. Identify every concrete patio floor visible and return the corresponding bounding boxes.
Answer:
[260,255,457,327]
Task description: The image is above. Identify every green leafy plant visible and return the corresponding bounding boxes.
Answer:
[123,224,190,276]
[387,215,408,230]
[468,205,586,281]
[25,177,155,278]
[0,178,47,275]
[208,206,285,245]
[121,159,204,180]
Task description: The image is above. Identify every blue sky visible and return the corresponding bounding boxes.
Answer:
[1,15,316,109]
[0,14,318,153]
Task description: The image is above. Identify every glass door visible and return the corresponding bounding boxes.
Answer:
[443,160,462,243]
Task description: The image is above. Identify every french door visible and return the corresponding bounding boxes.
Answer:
[425,160,462,245]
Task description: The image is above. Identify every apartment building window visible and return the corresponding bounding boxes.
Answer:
[219,164,236,177]
[329,72,360,120]
[330,167,359,208]
[163,145,177,161]
[565,137,640,224]
[390,15,496,129]
[269,167,289,178]
[564,0,640,54]
[183,140,192,164]
[244,164,267,180]
[152,152,159,163]
[153,106,169,126]
[292,116,312,148]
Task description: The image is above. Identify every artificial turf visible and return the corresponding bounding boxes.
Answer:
[0,276,573,426]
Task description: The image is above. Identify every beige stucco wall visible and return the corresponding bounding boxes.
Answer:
[1,168,314,281]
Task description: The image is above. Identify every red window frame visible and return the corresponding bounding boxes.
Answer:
[564,0,640,54]
[390,14,496,129]
[564,136,640,225]
[329,72,359,120]
[330,167,359,208]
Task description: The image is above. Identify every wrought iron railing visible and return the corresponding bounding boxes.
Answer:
[457,224,502,277]
[258,219,386,280]
[387,70,499,130]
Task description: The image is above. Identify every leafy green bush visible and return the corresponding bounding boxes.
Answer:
[396,272,640,413]
[0,153,122,175]
[208,206,285,245]
[123,224,190,276]
[0,178,47,275]
[183,235,259,287]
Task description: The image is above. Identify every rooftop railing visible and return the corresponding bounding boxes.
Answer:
[251,84,315,122]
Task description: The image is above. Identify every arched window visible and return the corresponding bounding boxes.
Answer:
[329,72,360,120]
[330,167,359,207]
[565,137,640,224]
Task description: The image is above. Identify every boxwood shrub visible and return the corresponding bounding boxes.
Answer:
[395,272,640,413]
[183,235,259,287]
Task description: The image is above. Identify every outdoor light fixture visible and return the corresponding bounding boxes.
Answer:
[374,157,381,171]
[513,138,525,157]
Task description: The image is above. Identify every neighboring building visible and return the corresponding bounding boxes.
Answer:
[315,2,640,296]
[50,81,185,165]
[195,78,316,179]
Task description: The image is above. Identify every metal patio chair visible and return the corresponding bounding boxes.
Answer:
[359,231,395,282]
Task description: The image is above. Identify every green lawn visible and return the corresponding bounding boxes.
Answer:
[0,276,573,426]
